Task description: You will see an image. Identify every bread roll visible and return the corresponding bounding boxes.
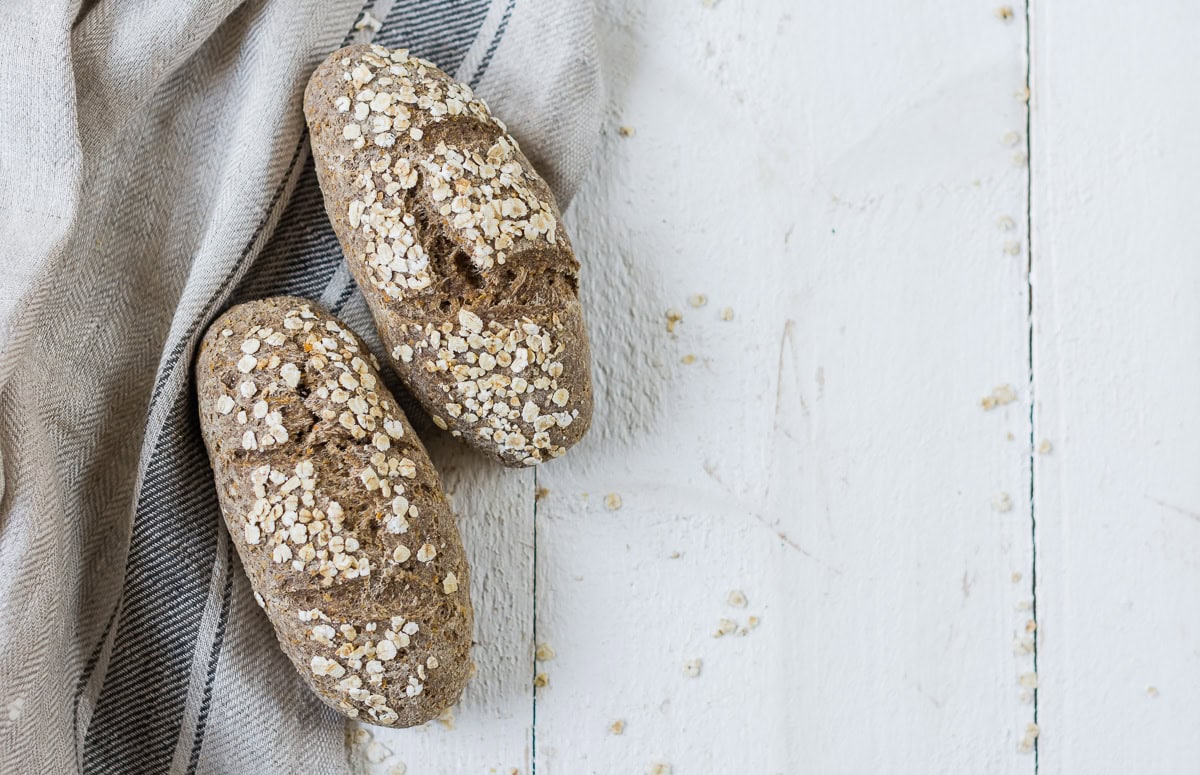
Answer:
[196,296,472,727]
[304,44,593,467]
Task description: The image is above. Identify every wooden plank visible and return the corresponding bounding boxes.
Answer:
[357,441,534,774]
[1031,4,1200,772]
[534,1,1036,772]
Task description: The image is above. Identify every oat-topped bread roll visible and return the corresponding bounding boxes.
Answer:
[304,44,593,467]
[196,296,473,728]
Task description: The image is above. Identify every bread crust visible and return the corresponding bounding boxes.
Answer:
[196,296,472,727]
[304,44,593,467]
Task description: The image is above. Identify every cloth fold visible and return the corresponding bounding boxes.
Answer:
[0,1,599,772]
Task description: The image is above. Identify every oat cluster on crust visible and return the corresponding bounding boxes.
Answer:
[328,44,563,280]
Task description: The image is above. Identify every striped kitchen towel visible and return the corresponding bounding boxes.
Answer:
[0,1,600,772]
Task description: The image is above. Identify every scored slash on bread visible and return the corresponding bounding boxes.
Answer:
[195,297,473,728]
[304,44,593,467]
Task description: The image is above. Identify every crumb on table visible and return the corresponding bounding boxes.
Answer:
[1018,722,1039,753]
[536,642,556,661]
[534,673,549,688]
[610,719,626,735]
[666,309,683,333]
[727,589,748,608]
[682,658,702,678]
[364,739,392,764]
[619,125,636,137]
[713,618,737,638]
[981,384,1018,410]
[688,293,707,308]
[605,493,623,510]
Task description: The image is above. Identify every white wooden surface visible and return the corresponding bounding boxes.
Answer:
[353,1,1200,773]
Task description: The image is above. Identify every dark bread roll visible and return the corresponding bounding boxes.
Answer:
[196,296,472,727]
[304,44,593,467]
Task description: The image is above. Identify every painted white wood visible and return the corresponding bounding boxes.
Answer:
[1031,4,1200,773]
[339,1,1200,771]
[533,2,1036,773]
[356,442,534,775]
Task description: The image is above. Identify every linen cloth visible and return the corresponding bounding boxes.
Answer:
[0,1,600,772]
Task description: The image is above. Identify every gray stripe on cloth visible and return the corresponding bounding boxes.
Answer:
[183,536,235,775]
[167,525,231,775]
[468,0,517,88]
[81,404,236,773]
[318,262,357,312]
[383,0,491,76]
[72,601,121,771]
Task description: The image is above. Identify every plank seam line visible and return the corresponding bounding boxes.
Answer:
[531,466,539,774]
[1023,0,1040,770]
